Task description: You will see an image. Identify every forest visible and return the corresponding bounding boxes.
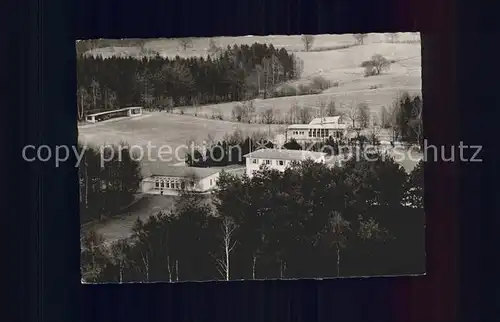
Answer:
[81,152,424,282]
[76,43,301,120]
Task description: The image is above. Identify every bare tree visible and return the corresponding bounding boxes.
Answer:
[301,35,315,51]
[317,99,327,119]
[299,106,313,124]
[103,87,117,110]
[77,87,91,120]
[358,103,370,128]
[178,38,193,51]
[215,216,238,281]
[109,239,130,283]
[353,33,368,45]
[345,104,360,128]
[292,55,304,78]
[325,99,337,117]
[90,78,101,110]
[325,211,351,277]
[136,70,155,109]
[287,101,301,124]
[141,251,149,282]
[80,230,106,282]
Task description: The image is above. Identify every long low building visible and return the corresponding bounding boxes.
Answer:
[85,106,143,123]
[286,116,350,143]
[141,163,220,195]
[243,148,327,178]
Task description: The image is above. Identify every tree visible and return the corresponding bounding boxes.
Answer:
[77,87,91,120]
[178,38,193,51]
[345,104,360,128]
[299,106,313,124]
[325,100,337,117]
[361,54,391,76]
[408,96,423,148]
[103,87,118,110]
[90,78,101,110]
[80,230,108,283]
[301,35,315,51]
[353,33,368,45]
[324,211,351,277]
[358,103,370,128]
[207,39,221,56]
[214,216,238,281]
[109,239,132,283]
[261,108,274,125]
[405,160,424,208]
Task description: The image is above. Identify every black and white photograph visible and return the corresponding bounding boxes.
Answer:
[77,33,425,283]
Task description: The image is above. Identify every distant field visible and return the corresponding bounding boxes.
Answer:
[170,41,422,121]
[78,112,285,163]
[87,33,420,59]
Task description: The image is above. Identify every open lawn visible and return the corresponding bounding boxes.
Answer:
[170,40,422,121]
[78,112,285,163]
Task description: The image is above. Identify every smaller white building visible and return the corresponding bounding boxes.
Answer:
[286,116,349,143]
[243,148,327,178]
[141,163,220,196]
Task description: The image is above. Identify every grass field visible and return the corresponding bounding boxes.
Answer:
[78,112,285,163]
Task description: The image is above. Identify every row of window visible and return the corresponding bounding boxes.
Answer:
[289,129,343,138]
[252,159,286,166]
[154,180,187,190]
[153,178,215,190]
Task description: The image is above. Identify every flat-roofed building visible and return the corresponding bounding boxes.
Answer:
[243,148,327,178]
[285,116,350,143]
[140,162,220,196]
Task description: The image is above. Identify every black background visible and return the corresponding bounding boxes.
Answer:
[5,0,494,320]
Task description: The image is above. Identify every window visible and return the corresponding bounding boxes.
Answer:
[210,179,213,186]
[160,181,164,188]
[155,181,160,188]
[181,182,185,189]
[166,181,170,188]
[176,182,180,189]
[308,130,312,137]
[278,160,284,166]
[265,160,271,165]
[252,159,258,164]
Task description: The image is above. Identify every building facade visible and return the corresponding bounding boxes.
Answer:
[141,164,220,196]
[243,148,327,178]
[286,116,349,143]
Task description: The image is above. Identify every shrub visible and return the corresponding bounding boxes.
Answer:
[272,84,298,98]
[310,76,332,91]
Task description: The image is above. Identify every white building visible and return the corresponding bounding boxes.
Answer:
[140,163,220,196]
[285,116,349,143]
[243,148,327,178]
[85,106,143,123]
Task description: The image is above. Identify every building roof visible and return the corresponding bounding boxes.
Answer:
[243,148,326,161]
[141,161,220,179]
[287,123,348,130]
[86,106,142,117]
[309,116,342,125]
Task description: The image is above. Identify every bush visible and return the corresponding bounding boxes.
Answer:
[297,84,322,95]
[310,76,332,91]
[272,84,298,98]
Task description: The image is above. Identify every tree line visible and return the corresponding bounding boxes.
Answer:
[76,43,301,120]
[78,143,142,225]
[81,154,425,282]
